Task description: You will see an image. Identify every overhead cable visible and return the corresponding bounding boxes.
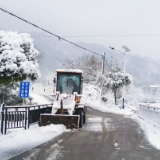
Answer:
[0,7,102,57]
[32,34,160,37]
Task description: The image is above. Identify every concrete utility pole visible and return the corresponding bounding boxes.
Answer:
[102,52,105,75]
[122,46,130,109]
[101,52,105,97]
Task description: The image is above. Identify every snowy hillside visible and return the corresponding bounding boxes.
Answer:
[30,32,160,86]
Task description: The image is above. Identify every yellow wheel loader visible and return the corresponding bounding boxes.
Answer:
[39,69,86,129]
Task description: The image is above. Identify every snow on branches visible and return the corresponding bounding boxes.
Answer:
[98,65,132,104]
[0,31,41,84]
[102,72,132,90]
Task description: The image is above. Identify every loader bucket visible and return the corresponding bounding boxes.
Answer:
[39,114,79,129]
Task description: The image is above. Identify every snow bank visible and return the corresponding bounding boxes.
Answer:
[132,115,160,150]
[0,124,70,160]
[82,84,135,116]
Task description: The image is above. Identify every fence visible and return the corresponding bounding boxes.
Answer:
[1,103,52,135]
[138,104,160,128]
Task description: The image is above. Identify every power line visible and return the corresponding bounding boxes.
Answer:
[0,7,102,57]
[32,34,160,37]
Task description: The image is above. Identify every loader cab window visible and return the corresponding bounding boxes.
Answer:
[57,73,81,94]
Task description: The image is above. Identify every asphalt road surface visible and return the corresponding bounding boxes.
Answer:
[10,107,160,160]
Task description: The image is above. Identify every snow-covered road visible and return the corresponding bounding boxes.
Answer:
[10,107,160,160]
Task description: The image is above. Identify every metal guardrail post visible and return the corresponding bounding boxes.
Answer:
[138,104,160,128]
[38,106,40,118]
[1,103,4,134]
[27,107,30,129]
[4,107,7,135]
[25,108,27,130]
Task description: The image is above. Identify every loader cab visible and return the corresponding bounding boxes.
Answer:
[56,69,83,94]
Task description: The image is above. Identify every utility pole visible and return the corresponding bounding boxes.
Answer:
[101,52,105,97]
[102,52,105,75]
[122,51,126,109]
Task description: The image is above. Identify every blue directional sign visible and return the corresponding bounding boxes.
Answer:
[19,82,30,98]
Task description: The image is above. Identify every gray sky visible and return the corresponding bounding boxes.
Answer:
[1,0,160,60]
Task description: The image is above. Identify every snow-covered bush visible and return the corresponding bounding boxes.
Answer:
[0,31,41,85]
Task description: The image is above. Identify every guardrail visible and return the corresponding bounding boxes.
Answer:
[138,104,160,128]
[0,103,52,135]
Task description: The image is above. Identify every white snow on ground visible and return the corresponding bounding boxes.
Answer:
[0,124,70,160]
[29,93,52,104]
[85,116,103,132]
[86,100,134,116]
[87,117,102,123]
[132,115,160,150]
[29,83,53,95]
[85,123,103,132]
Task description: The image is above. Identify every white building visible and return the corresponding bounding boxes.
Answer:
[142,85,160,96]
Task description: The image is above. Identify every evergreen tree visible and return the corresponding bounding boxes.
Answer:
[0,31,41,85]
[99,64,132,104]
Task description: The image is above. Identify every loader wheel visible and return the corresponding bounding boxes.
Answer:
[78,110,84,128]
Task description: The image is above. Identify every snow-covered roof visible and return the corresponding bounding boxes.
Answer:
[142,85,160,88]
[56,69,83,73]
[149,85,160,88]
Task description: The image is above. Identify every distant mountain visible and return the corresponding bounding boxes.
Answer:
[30,32,160,87]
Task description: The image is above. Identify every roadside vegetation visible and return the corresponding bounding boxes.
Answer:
[62,55,143,107]
[0,30,40,105]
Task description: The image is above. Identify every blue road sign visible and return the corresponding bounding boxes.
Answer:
[19,82,30,98]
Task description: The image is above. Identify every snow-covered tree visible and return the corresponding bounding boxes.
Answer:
[61,55,101,83]
[0,31,41,85]
[0,82,21,105]
[99,64,132,104]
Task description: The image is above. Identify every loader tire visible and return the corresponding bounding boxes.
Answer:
[78,110,84,128]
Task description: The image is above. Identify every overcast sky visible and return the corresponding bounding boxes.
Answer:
[1,0,160,60]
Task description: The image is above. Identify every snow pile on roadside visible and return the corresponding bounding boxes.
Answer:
[132,115,160,150]
[82,84,135,115]
[86,100,133,115]
[0,124,70,160]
